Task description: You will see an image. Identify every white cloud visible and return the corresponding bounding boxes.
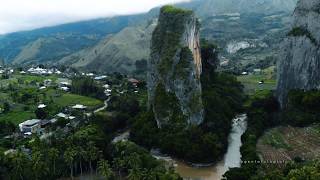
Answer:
[0,0,190,34]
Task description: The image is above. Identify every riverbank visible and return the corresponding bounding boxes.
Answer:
[152,114,247,180]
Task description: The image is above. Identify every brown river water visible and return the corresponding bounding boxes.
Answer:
[152,114,247,180]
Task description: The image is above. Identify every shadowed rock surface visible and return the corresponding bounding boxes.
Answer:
[276,0,320,107]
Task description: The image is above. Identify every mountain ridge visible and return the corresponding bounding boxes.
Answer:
[0,0,298,73]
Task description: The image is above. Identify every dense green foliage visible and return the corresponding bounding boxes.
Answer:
[253,160,320,179]
[288,27,317,45]
[200,39,219,73]
[0,107,178,179]
[107,93,141,129]
[71,76,105,100]
[131,42,245,163]
[282,89,320,126]
[0,121,15,137]
[161,5,192,15]
[111,141,181,180]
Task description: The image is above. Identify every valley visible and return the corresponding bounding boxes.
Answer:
[0,0,320,180]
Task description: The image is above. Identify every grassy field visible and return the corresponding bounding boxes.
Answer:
[14,74,58,83]
[237,66,276,95]
[55,93,103,108]
[0,111,35,125]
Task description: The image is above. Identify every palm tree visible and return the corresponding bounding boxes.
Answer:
[126,153,141,169]
[97,159,114,179]
[127,167,144,180]
[31,151,48,179]
[10,150,27,180]
[113,157,125,179]
[142,169,157,180]
[48,148,59,175]
[64,147,76,179]
[87,142,99,173]
[77,147,86,175]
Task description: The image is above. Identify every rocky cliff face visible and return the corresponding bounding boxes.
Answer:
[277,0,320,107]
[148,6,204,127]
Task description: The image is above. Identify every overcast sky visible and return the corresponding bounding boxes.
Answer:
[0,0,190,35]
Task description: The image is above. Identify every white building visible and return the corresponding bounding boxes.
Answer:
[72,104,87,110]
[60,87,70,91]
[103,84,110,89]
[38,104,47,109]
[19,119,41,134]
[86,73,94,77]
[94,75,107,80]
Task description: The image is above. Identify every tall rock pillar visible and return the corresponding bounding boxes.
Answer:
[148,6,204,127]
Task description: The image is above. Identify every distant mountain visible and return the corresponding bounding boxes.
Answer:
[0,0,298,73]
[181,0,297,17]
[58,21,156,73]
[1,12,157,64]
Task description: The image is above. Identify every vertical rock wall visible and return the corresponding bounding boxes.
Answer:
[148,6,204,127]
[276,0,320,107]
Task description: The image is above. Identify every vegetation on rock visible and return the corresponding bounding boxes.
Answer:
[151,6,193,78]
[288,27,317,45]
[132,40,244,163]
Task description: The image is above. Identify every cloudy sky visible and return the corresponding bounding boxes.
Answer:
[0,0,190,35]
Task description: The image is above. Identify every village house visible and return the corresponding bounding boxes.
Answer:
[253,68,262,75]
[94,75,107,80]
[103,84,110,89]
[60,86,70,91]
[38,104,47,109]
[72,104,87,110]
[19,119,41,134]
[128,78,140,87]
[39,86,46,90]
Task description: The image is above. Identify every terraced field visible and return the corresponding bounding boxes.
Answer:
[257,125,320,166]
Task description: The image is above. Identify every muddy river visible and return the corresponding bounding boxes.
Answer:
[154,114,248,180]
[73,114,247,180]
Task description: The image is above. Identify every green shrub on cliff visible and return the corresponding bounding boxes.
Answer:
[288,27,317,45]
[151,6,195,78]
[131,41,245,163]
[174,47,193,79]
[161,5,192,15]
[154,82,186,125]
